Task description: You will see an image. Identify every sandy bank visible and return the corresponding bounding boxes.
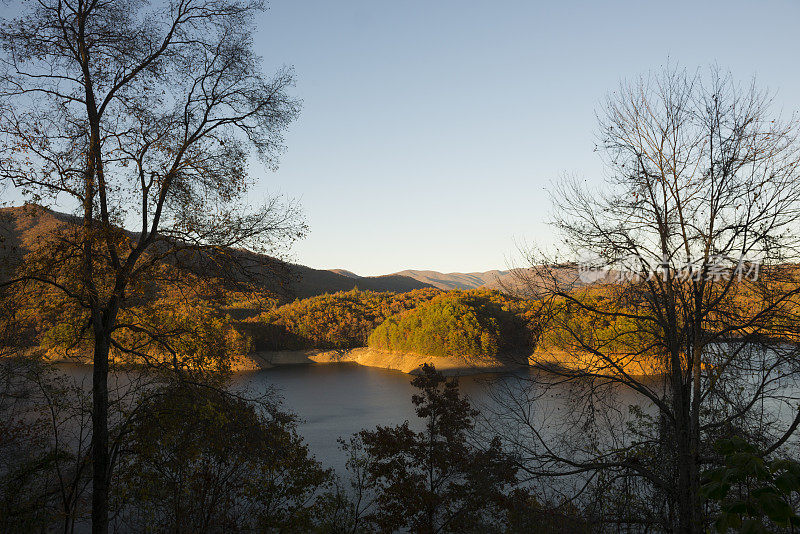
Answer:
[231,350,316,371]
[33,346,663,378]
[530,348,665,377]
[236,348,522,375]
[309,348,521,375]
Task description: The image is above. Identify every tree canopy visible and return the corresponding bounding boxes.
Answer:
[368,290,538,363]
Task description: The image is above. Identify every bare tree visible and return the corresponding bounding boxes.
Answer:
[504,66,800,532]
[0,1,304,531]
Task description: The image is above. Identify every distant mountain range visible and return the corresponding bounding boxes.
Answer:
[0,205,581,300]
[391,269,515,290]
[284,267,429,298]
[325,268,524,291]
[0,205,431,299]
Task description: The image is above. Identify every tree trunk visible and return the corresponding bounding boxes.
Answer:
[671,357,698,534]
[689,343,703,532]
[675,429,695,532]
[91,323,111,534]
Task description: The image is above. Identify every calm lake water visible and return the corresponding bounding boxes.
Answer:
[228,362,649,473]
[54,361,653,474]
[233,363,496,469]
[53,356,800,479]
[231,363,424,470]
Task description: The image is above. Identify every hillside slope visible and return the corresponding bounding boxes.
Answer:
[329,268,527,292]
[392,269,517,291]
[391,267,620,294]
[286,264,431,298]
[0,205,431,299]
[328,268,360,279]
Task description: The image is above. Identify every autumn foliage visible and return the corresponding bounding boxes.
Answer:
[252,288,441,350]
[368,290,539,362]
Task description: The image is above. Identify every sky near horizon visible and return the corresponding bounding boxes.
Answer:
[4,1,800,275]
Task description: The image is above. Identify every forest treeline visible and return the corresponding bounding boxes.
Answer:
[9,282,550,362]
[246,288,442,350]
[22,280,800,366]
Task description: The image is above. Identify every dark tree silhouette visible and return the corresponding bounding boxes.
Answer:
[358,364,518,533]
[505,65,800,532]
[115,382,332,532]
[0,1,304,531]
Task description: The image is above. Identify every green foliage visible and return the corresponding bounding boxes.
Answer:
[114,382,332,532]
[115,298,252,375]
[257,288,441,350]
[221,290,280,320]
[38,294,250,376]
[356,364,520,533]
[41,320,85,352]
[368,290,536,362]
[701,437,800,533]
[538,291,654,354]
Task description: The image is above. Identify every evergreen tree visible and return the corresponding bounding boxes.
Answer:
[358,365,518,533]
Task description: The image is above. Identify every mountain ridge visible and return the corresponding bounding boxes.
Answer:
[391,269,513,290]
[0,205,433,299]
[326,267,519,291]
[1,204,581,299]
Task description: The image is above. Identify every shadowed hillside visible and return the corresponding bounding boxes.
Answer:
[391,267,621,294]
[0,205,432,299]
[328,268,360,278]
[391,269,514,290]
[331,268,522,291]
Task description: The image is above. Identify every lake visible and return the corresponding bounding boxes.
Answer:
[228,362,650,474]
[52,354,800,480]
[231,363,424,470]
[50,361,658,476]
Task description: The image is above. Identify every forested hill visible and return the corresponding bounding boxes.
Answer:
[0,205,432,299]
[391,269,515,290]
[327,268,522,291]
[382,267,619,292]
[286,265,431,298]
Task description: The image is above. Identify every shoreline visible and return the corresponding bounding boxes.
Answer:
[237,347,523,375]
[17,348,519,376]
[25,347,667,378]
[237,347,665,377]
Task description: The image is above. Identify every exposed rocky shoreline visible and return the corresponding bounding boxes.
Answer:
[235,348,524,375]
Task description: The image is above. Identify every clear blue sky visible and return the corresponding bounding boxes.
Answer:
[6,1,800,275]
[248,0,800,275]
